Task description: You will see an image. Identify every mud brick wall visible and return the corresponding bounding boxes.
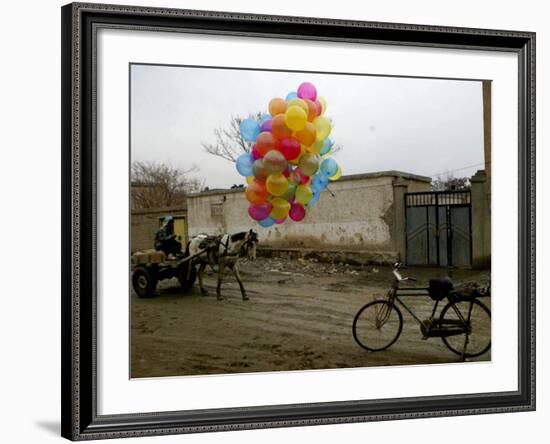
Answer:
[131,207,187,253]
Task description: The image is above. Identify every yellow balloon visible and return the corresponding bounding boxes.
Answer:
[246,176,254,185]
[308,139,323,155]
[266,172,289,196]
[285,106,308,131]
[318,96,327,114]
[329,164,342,181]
[313,116,331,140]
[295,185,313,205]
[270,197,291,219]
[287,98,308,113]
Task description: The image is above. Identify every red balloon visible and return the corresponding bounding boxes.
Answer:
[251,144,261,160]
[279,138,301,161]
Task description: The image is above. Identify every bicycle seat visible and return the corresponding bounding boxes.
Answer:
[429,277,454,301]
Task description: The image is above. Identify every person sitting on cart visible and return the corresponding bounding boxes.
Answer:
[154,216,182,259]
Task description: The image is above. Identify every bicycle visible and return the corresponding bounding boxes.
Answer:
[352,263,491,360]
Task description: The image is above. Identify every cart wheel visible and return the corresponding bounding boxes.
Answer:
[178,261,197,293]
[132,266,157,298]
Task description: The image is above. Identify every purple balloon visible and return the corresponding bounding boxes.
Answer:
[297,82,317,101]
[248,202,273,221]
[260,119,272,132]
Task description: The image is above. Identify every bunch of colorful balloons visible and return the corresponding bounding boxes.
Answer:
[235,82,342,227]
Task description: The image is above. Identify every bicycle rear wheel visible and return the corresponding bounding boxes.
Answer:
[440,299,491,357]
[352,300,403,352]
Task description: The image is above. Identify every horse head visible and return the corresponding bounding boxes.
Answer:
[242,229,259,260]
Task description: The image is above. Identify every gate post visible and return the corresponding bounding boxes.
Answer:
[471,170,491,269]
[392,177,409,262]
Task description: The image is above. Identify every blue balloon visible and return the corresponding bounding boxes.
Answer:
[320,157,339,177]
[306,192,320,210]
[258,216,275,228]
[320,138,333,156]
[286,91,297,101]
[236,153,254,177]
[240,118,260,142]
[311,173,328,193]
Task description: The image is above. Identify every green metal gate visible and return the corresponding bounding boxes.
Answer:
[405,190,472,267]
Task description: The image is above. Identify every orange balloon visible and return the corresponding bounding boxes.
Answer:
[255,132,277,156]
[245,179,268,205]
[296,122,317,146]
[304,99,319,121]
[269,98,287,116]
[271,114,293,140]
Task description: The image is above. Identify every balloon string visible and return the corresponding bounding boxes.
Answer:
[326,186,336,198]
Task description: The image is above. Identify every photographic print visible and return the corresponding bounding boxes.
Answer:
[129,64,492,378]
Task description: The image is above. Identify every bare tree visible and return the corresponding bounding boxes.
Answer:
[131,161,204,209]
[201,113,261,163]
[431,171,471,191]
[202,112,342,163]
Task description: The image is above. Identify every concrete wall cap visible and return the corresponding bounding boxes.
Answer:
[187,170,431,198]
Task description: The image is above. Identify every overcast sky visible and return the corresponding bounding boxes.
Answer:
[131,64,484,189]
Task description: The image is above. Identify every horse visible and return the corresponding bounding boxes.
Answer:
[186,230,258,301]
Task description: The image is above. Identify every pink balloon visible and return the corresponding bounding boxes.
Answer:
[297,82,317,101]
[279,138,301,161]
[289,203,306,222]
[248,202,273,221]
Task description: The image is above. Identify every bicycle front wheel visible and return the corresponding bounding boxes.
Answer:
[440,299,491,357]
[352,300,403,352]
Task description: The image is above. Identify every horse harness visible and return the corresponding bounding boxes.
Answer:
[198,234,251,264]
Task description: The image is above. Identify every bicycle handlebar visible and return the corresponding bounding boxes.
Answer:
[392,264,416,282]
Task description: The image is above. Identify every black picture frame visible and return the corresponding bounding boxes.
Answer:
[61,2,536,440]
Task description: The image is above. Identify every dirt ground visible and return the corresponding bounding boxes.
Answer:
[131,258,491,378]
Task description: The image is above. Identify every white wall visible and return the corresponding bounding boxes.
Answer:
[187,174,429,252]
[0,1,547,444]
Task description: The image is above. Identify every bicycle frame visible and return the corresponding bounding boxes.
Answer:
[386,269,475,331]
